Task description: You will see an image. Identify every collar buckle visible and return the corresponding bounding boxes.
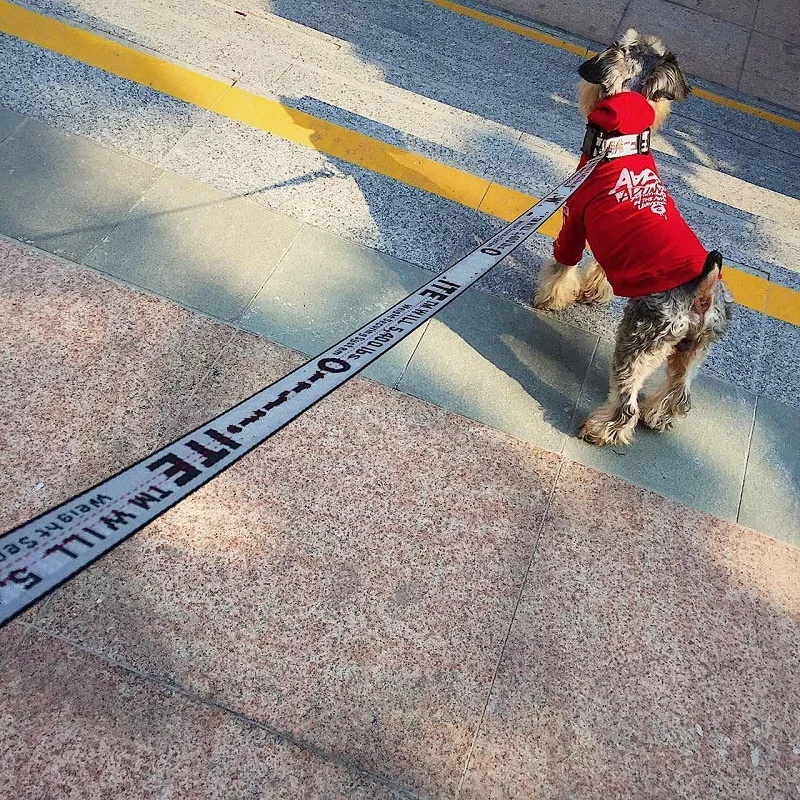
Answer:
[582,124,651,159]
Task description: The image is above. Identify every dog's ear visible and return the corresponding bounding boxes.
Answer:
[645,53,691,101]
[578,49,620,90]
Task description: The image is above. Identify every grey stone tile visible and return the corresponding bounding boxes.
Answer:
[739,397,800,546]
[768,264,800,293]
[618,0,750,88]
[657,117,800,202]
[486,0,627,42]
[465,1,604,51]
[20,0,245,76]
[400,77,581,157]
[751,217,800,278]
[160,113,481,271]
[671,197,757,266]
[740,33,800,113]
[208,33,299,88]
[84,171,302,322]
[664,0,758,27]
[755,315,800,411]
[491,132,578,200]
[267,2,796,211]
[754,0,800,46]
[0,120,161,261]
[210,16,342,82]
[397,290,598,453]
[292,41,397,86]
[269,0,794,188]
[447,217,552,310]
[700,303,765,392]
[672,90,799,157]
[241,225,430,386]
[0,33,205,162]
[542,294,629,342]
[658,200,789,284]
[563,339,756,521]
[658,155,800,229]
[0,105,23,143]
[510,258,788,413]
[276,0,583,133]
[278,0,583,98]
[448,214,629,340]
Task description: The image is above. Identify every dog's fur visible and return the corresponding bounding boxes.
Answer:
[535,29,733,446]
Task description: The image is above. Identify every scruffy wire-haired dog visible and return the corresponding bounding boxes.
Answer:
[535,29,732,446]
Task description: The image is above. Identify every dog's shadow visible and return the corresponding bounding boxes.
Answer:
[394,281,598,444]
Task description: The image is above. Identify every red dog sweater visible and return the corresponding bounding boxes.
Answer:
[554,92,712,297]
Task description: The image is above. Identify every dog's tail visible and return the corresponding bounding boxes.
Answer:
[692,250,723,315]
[700,250,723,279]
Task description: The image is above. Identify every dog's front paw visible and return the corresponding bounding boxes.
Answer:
[579,413,636,446]
[576,261,613,305]
[533,260,581,310]
[533,283,580,311]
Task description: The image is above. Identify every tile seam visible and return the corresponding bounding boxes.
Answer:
[563,335,601,454]
[234,222,307,327]
[391,320,432,389]
[77,167,167,267]
[454,457,566,798]
[16,625,430,800]
[735,394,759,523]
[661,0,758,29]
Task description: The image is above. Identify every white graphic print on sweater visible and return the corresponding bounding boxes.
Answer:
[609,167,667,217]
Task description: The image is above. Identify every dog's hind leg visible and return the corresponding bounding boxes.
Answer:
[580,297,676,446]
[577,259,614,304]
[640,338,707,431]
[641,274,732,431]
[580,341,672,445]
[534,258,581,310]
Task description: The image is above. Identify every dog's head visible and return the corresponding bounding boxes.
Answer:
[576,29,690,128]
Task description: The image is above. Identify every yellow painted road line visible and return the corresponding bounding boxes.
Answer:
[766,283,800,327]
[427,0,800,133]
[0,0,232,109]
[0,0,795,322]
[427,0,589,56]
[212,88,491,208]
[689,88,800,134]
[723,268,769,317]
[0,0,490,209]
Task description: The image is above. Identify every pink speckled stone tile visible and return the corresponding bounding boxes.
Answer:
[0,622,26,668]
[0,237,234,531]
[32,330,562,797]
[0,629,407,799]
[462,461,800,799]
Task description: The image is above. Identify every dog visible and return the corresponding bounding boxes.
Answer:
[534,29,733,446]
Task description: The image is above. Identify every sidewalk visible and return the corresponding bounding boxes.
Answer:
[0,109,796,540]
[3,238,799,798]
[0,0,799,796]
